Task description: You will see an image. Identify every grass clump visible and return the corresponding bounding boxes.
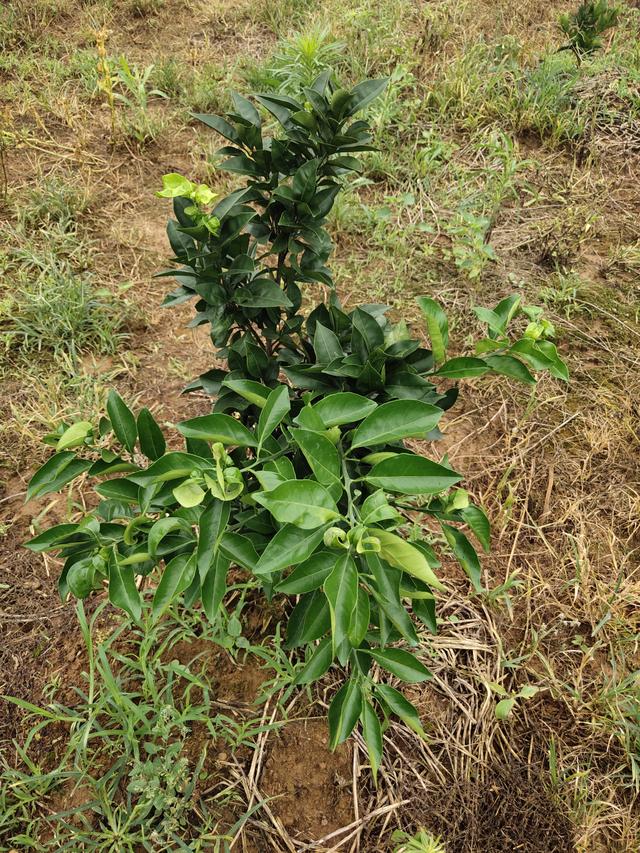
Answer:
[1,178,131,365]
[0,602,262,849]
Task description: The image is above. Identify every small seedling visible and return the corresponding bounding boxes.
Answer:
[491,682,541,719]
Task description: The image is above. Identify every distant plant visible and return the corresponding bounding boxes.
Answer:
[444,211,497,280]
[251,26,345,95]
[559,1,619,63]
[95,39,168,146]
[25,74,568,777]
[113,57,168,144]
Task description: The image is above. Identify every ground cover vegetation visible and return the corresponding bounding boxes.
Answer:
[0,0,638,851]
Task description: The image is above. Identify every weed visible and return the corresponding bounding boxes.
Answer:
[127,0,165,17]
[0,601,262,849]
[0,218,130,365]
[252,0,315,33]
[391,829,447,853]
[112,56,169,145]
[539,269,585,316]
[15,175,90,232]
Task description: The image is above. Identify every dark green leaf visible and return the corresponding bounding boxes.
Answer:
[219,531,259,570]
[485,354,535,384]
[137,408,166,460]
[291,429,341,488]
[255,524,328,576]
[285,589,331,648]
[328,679,362,750]
[314,323,343,363]
[107,390,137,454]
[417,296,448,365]
[435,357,490,379]
[324,554,358,665]
[441,524,483,591]
[374,684,426,738]
[109,559,142,620]
[254,481,339,529]
[27,453,92,501]
[366,455,461,495]
[202,552,230,623]
[367,648,431,683]
[257,385,290,445]
[351,400,443,448]
[313,392,377,427]
[152,554,196,620]
[276,551,337,595]
[296,636,333,685]
[366,553,418,645]
[178,414,257,447]
[461,505,491,553]
[360,699,383,785]
[197,500,230,581]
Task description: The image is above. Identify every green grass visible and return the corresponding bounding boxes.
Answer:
[0,601,269,851]
[0,177,133,366]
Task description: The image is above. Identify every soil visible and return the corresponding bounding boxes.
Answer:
[261,718,354,842]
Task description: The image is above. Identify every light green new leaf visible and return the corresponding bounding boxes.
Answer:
[254,481,339,529]
[173,480,206,508]
[57,421,93,451]
[374,529,446,592]
[222,379,270,407]
[495,697,517,720]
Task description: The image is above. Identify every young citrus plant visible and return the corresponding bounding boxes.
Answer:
[25,73,568,774]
